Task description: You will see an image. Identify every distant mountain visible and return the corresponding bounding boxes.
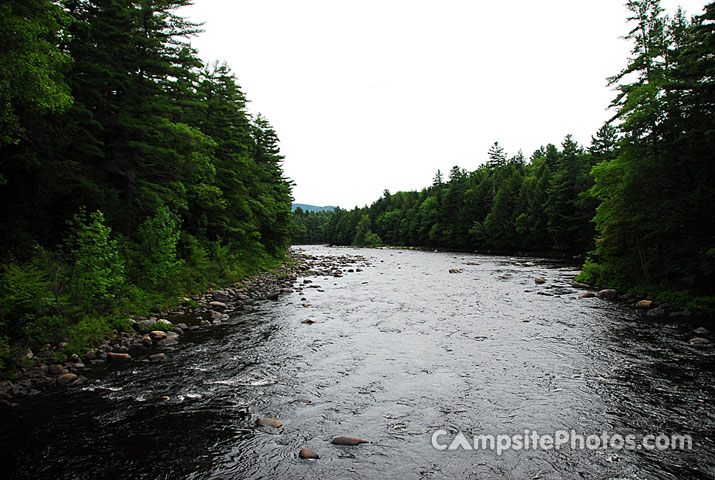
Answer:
[292,203,336,212]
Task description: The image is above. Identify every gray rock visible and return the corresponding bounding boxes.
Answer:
[597,289,618,299]
[212,291,231,302]
[689,337,711,345]
[694,327,710,335]
[157,337,179,348]
[134,319,155,331]
[57,373,78,385]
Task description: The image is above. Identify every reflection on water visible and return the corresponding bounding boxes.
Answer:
[1,246,713,479]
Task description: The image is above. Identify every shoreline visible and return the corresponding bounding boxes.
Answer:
[0,249,370,407]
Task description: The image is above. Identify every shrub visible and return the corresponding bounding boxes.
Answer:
[135,205,183,290]
[64,316,112,355]
[66,210,125,308]
[0,261,59,343]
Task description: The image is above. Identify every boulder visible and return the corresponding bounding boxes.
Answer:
[149,353,166,362]
[302,318,316,324]
[209,301,227,310]
[694,327,710,335]
[647,307,666,317]
[535,277,545,284]
[572,282,591,289]
[597,289,618,299]
[56,373,78,385]
[157,337,179,348]
[579,292,596,299]
[212,291,232,303]
[134,319,155,331]
[635,299,654,309]
[157,319,173,327]
[689,337,711,345]
[298,448,319,459]
[107,352,132,363]
[48,364,64,375]
[255,417,283,428]
[150,330,167,341]
[448,268,462,274]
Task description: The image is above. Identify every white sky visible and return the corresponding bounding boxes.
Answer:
[179,0,708,209]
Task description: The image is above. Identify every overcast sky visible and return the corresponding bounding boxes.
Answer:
[180,0,708,209]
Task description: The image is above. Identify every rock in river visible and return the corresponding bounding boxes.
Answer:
[331,436,368,446]
[298,448,319,459]
[255,417,283,429]
[689,337,711,345]
[535,277,545,284]
[579,292,595,299]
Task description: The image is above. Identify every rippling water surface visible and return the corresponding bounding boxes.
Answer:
[1,246,714,479]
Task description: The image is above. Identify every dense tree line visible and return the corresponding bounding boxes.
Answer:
[322,1,715,305]
[324,135,603,255]
[0,0,292,369]
[291,207,333,244]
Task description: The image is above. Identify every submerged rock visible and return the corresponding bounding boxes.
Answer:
[331,436,368,446]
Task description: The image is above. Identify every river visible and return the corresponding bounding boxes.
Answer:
[1,246,713,479]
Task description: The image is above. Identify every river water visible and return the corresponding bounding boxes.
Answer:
[1,246,713,479]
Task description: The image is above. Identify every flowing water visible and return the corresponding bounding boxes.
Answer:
[1,246,714,479]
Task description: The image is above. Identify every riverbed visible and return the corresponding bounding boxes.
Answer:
[1,246,713,479]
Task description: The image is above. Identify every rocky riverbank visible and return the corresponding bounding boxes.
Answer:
[0,249,370,406]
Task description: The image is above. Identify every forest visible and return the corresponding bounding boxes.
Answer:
[295,1,715,309]
[0,0,292,370]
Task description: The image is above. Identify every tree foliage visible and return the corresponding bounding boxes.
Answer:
[0,0,293,368]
